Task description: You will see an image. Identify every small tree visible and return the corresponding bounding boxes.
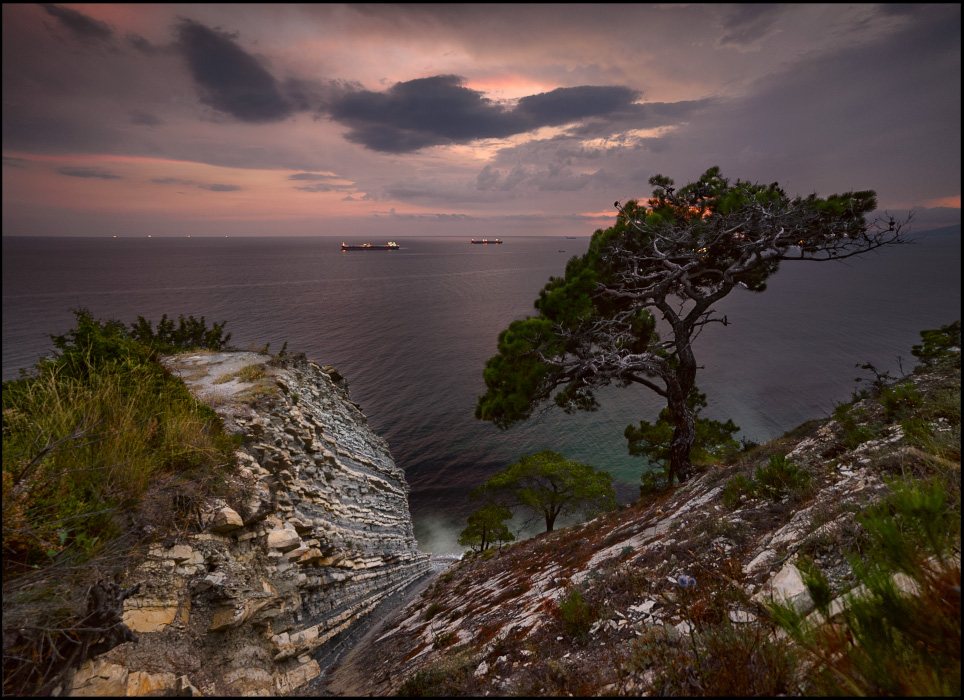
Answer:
[477,167,908,484]
[457,503,514,552]
[474,450,617,533]
[626,386,742,490]
[911,320,961,367]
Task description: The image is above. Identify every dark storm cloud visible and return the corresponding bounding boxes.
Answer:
[39,3,113,43]
[152,178,242,192]
[328,75,642,153]
[514,86,638,124]
[126,33,175,56]
[175,19,293,123]
[58,166,122,179]
[329,75,512,152]
[473,163,616,194]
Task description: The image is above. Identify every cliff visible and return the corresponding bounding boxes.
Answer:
[326,356,961,696]
[65,352,431,696]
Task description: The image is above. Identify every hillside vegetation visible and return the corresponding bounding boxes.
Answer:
[332,322,960,697]
[1,310,243,696]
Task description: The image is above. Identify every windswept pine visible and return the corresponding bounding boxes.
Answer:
[476,168,909,485]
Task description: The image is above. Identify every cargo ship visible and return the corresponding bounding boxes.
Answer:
[470,238,503,244]
[341,241,400,251]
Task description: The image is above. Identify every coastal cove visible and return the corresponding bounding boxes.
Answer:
[2,228,961,554]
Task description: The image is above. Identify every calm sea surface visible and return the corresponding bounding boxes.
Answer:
[3,229,961,553]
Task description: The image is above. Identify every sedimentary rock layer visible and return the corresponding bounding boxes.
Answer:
[67,352,431,697]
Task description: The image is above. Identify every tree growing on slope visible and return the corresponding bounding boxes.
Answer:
[472,450,617,533]
[457,503,515,553]
[476,167,908,485]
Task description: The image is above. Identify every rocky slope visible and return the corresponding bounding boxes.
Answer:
[326,357,960,696]
[65,352,431,697]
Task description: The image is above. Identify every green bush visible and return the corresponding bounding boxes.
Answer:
[626,387,741,485]
[879,382,923,421]
[833,403,883,450]
[753,454,812,500]
[423,602,445,621]
[901,417,934,449]
[722,474,755,508]
[771,476,961,696]
[2,311,239,695]
[396,648,479,697]
[557,587,599,642]
[129,313,231,354]
[722,455,811,507]
[911,320,961,367]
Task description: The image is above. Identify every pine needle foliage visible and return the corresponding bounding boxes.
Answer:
[770,476,961,696]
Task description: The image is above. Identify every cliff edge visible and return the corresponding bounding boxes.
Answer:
[65,352,431,696]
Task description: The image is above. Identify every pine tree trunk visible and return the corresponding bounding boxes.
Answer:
[666,389,696,483]
[664,332,697,483]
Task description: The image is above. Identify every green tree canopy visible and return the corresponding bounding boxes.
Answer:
[473,450,617,533]
[476,167,907,484]
[911,320,961,367]
[457,503,515,552]
[626,386,742,488]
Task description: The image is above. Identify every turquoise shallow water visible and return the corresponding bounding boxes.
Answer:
[3,229,960,553]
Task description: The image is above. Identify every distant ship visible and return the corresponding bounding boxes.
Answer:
[341,241,400,251]
[470,238,503,244]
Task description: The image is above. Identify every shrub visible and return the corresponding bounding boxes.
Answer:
[879,382,923,421]
[753,454,812,501]
[632,589,799,696]
[2,311,239,696]
[423,602,445,621]
[129,312,231,354]
[2,358,236,577]
[556,587,599,642]
[722,474,755,508]
[770,476,961,696]
[639,468,668,496]
[901,417,934,449]
[396,648,479,697]
[722,455,810,507]
[833,403,883,450]
[626,387,741,485]
[911,320,961,367]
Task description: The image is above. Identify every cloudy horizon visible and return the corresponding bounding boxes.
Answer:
[2,3,960,237]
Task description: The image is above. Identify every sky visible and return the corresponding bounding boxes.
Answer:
[2,3,961,238]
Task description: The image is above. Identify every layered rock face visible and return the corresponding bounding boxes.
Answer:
[67,352,431,697]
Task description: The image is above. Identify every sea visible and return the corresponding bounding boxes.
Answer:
[2,227,961,554]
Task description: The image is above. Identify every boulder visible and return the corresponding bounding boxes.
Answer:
[209,505,244,533]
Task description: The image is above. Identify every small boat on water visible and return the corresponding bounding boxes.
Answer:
[341,241,400,250]
[470,238,503,244]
